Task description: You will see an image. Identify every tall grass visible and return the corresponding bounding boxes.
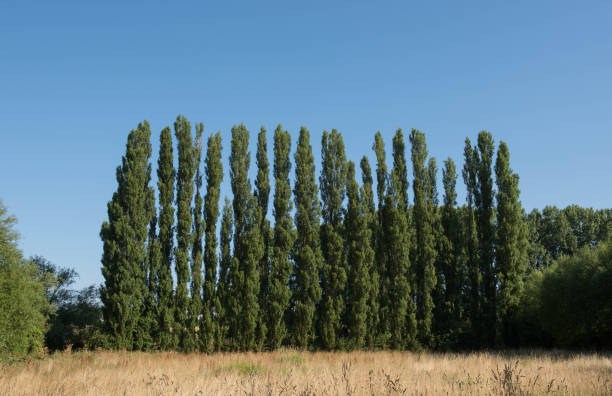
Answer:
[0,349,610,395]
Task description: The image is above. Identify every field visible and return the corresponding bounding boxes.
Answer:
[1,350,610,395]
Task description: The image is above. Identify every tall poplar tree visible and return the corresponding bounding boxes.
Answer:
[391,129,417,348]
[373,132,389,345]
[216,198,233,350]
[462,138,480,347]
[319,129,348,349]
[360,156,379,349]
[156,126,175,350]
[292,127,323,348]
[410,129,437,347]
[186,123,204,352]
[268,125,294,349]
[229,124,263,350]
[100,121,154,350]
[174,115,197,351]
[474,131,496,347]
[345,161,373,349]
[142,208,159,351]
[436,158,464,345]
[381,171,415,349]
[254,127,271,350]
[495,141,528,346]
[203,132,223,352]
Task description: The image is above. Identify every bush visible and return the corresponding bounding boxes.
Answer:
[520,242,612,349]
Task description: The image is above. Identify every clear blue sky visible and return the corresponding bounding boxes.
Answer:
[1,1,611,289]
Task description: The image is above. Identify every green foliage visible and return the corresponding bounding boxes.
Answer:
[410,129,437,347]
[229,124,264,351]
[319,129,348,349]
[187,123,204,352]
[173,115,197,352]
[345,162,373,349]
[462,138,480,347]
[100,121,154,350]
[216,198,233,350]
[156,126,175,350]
[434,159,465,348]
[495,141,528,346]
[372,132,388,345]
[474,131,496,347]
[360,156,379,349]
[255,126,271,350]
[268,125,294,350]
[203,132,223,352]
[521,242,612,348]
[292,127,323,348]
[0,202,50,357]
[381,173,415,349]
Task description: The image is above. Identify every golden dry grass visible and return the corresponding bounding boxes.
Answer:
[1,349,611,395]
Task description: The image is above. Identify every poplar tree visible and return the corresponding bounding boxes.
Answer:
[410,129,437,347]
[216,198,233,350]
[474,131,496,347]
[437,158,464,345]
[360,156,379,349]
[100,121,154,350]
[392,129,409,211]
[462,138,480,347]
[495,141,528,346]
[373,132,389,344]
[229,124,263,350]
[174,115,196,351]
[319,129,348,349]
[203,132,223,352]
[254,127,270,350]
[140,198,158,351]
[186,123,204,352]
[345,161,373,349]
[382,171,415,349]
[268,125,294,349]
[292,127,323,348]
[391,129,417,348]
[156,126,175,350]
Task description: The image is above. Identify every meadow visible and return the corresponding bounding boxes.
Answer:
[1,350,610,395]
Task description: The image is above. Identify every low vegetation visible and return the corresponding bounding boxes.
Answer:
[1,350,611,395]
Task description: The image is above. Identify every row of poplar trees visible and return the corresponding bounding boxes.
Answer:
[100,115,527,352]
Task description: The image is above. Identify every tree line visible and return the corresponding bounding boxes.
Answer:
[97,116,610,352]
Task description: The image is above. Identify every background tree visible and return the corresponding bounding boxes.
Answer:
[203,132,223,352]
[156,126,176,350]
[495,141,528,346]
[0,201,50,357]
[173,115,197,351]
[100,121,154,350]
[319,129,348,349]
[292,127,323,349]
[268,125,294,350]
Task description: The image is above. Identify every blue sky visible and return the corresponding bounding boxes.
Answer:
[1,1,611,289]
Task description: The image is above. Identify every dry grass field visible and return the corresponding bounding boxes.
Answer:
[1,349,610,395]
